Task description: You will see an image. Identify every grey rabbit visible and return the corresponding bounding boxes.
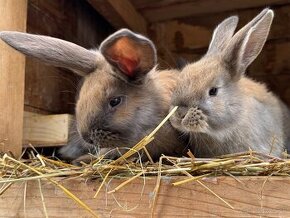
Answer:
[0,29,187,162]
[170,9,290,157]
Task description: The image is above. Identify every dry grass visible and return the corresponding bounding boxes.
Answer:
[1,106,290,217]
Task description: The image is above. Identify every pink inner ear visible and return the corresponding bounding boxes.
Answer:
[117,56,139,77]
[105,37,142,78]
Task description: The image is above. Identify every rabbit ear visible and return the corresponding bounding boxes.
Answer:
[223,9,273,80]
[100,28,157,79]
[0,31,100,76]
[207,16,239,54]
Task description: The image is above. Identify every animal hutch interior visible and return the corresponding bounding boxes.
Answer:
[1,0,290,217]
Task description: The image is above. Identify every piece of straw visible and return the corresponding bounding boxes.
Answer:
[94,169,113,198]
[108,171,144,194]
[3,154,100,218]
[38,179,48,218]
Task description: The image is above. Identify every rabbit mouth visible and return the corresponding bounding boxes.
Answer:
[88,129,121,148]
[181,107,208,133]
[170,106,208,133]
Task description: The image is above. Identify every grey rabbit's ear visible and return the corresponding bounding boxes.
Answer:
[0,31,100,76]
[223,9,273,80]
[100,28,157,79]
[207,16,239,54]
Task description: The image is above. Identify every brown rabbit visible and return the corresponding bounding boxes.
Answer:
[0,29,186,161]
[170,9,290,157]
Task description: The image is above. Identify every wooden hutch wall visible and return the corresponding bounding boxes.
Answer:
[24,0,290,112]
[25,0,113,114]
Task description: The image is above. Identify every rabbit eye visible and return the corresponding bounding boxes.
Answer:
[109,96,122,108]
[209,87,218,96]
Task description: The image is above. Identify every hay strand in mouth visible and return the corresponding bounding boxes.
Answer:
[113,106,178,164]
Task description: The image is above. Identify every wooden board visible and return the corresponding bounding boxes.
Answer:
[88,0,148,34]
[0,0,28,157]
[23,112,72,147]
[24,59,78,114]
[150,5,290,54]
[25,0,113,114]
[133,0,290,22]
[1,176,290,217]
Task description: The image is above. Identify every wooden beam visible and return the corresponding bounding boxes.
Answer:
[23,112,72,147]
[138,0,290,22]
[0,0,28,157]
[150,5,290,54]
[1,176,290,217]
[87,0,148,34]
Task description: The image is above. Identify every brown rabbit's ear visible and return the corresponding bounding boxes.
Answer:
[0,31,100,76]
[223,9,273,80]
[99,28,157,79]
[207,16,239,54]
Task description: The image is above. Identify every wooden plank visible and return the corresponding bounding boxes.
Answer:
[107,0,147,33]
[25,0,77,114]
[23,112,72,147]
[88,0,148,34]
[1,176,290,217]
[138,0,290,22]
[249,40,290,76]
[24,58,78,114]
[253,74,290,107]
[133,0,290,12]
[0,0,28,157]
[150,5,290,53]
[25,0,113,114]
[28,0,113,47]
[131,0,189,10]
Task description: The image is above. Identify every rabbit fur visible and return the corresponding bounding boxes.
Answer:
[170,9,290,157]
[0,29,187,161]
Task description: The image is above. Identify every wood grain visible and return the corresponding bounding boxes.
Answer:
[0,0,28,157]
[1,176,290,217]
[137,0,290,22]
[23,112,72,147]
[107,0,147,34]
[88,0,148,34]
[150,5,290,54]
[25,0,113,114]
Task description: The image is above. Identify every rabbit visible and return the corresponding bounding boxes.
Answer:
[0,29,187,162]
[169,8,290,158]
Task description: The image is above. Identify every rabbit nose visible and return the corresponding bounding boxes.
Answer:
[176,106,188,119]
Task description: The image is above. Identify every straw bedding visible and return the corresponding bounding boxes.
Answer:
[0,106,289,217]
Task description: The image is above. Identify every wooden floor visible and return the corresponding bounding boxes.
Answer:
[1,176,290,217]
